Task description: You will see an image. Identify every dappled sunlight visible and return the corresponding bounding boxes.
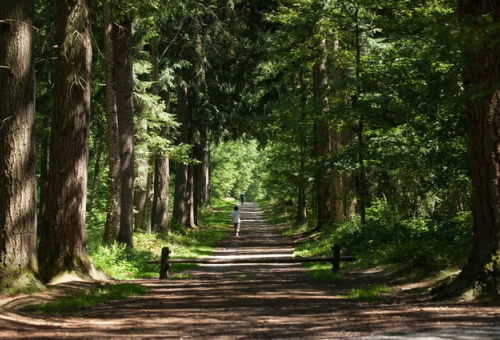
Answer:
[2,203,499,339]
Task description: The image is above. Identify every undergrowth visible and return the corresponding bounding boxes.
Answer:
[262,199,473,280]
[86,198,234,280]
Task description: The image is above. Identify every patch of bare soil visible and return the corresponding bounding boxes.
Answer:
[1,202,499,339]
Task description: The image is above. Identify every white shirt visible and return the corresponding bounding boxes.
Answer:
[231,210,241,223]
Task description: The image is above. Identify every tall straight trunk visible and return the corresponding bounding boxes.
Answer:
[173,161,189,228]
[296,71,308,225]
[439,0,500,298]
[331,35,348,225]
[152,155,170,232]
[88,130,104,214]
[353,7,366,226]
[114,13,134,247]
[102,0,121,243]
[313,29,336,230]
[198,137,211,207]
[133,116,150,231]
[38,134,49,237]
[172,82,196,228]
[38,0,95,282]
[189,162,197,228]
[135,42,156,233]
[151,44,170,232]
[173,84,191,228]
[0,0,39,290]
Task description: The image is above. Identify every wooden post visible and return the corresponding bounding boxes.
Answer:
[332,244,340,273]
[160,247,171,280]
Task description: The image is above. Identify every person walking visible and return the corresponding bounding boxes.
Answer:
[230,205,241,236]
[240,191,245,205]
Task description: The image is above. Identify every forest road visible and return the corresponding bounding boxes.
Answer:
[1,202,500,339]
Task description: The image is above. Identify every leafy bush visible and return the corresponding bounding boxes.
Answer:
[86,198,233,280]
[286,205,473,275]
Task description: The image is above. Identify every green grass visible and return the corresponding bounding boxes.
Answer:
[26,283,147,315]
[85,198,235,280]
[302,262,342,280]
[348,284,391,301]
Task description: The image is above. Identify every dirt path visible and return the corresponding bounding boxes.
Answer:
[1,202,499,339]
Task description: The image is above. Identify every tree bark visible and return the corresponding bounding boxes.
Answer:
[38,134,49,237]
[353,7,366,226]
[439,0,500,298]
[38,0,95,282]
[0,0,39,290]
[198,137,211,207]
[173,84,191,228]
[88,128,104,214]
[114,13,134,247]
[152,156,170,232]
[296,71,308,225]
[151,44,170,233]
[102,0,121,244]
[133,116,150,231]
[313,29,336,230]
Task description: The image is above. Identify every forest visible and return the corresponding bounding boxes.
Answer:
[1,0,500,299]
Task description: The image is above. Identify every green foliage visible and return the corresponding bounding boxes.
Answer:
[290,207,473,274]
[26,283,147,315]
[85,198,233,279]
[210,139,265,201]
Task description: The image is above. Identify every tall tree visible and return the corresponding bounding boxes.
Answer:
[198,135,211,207]
[38,0,96,282]
[0,0,41,293]
[114,9,135,247]
[296,71,308,225]
[313,22,337,229]
[439,0,500,297]
[172,82,193,228]
[151,38,170,232]
[102,0,121,244]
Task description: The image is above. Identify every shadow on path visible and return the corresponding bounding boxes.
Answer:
[1,203,499,339]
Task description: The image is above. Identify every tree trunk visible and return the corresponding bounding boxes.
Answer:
[173,84,191,228]
[133,117,150,231]
[102,0,121,244]
[38,0,95,282]
[0,0,40,291]
[189,163,197,228]
[439,0,500,298]
[114,13,134,247]
[88,129,104,215]
[38,134,49,237]
[198,137,211,207]
[152,156,170,232]
[353,7,366,226]
[313,29,336,230]
[151,45,170,232]
[296,71,308,225]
